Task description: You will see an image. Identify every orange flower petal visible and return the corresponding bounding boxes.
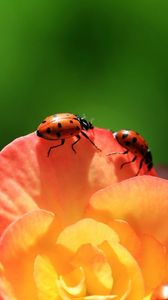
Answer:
[143,294,151,300]
[100,241,145,300]
[0,129,117,232]
[0,209,55,263]
[59,266,86,297]
[0,263,17,300]
[86,176,168,245]
[34,254,58,300]
[0,134,41,234]
[138,235,166,292]
[56,218,144,299]
[150,284,168,300]
[75,296,117,300]
[108,219,141,258]
[72,244,113,295]
[56,218,119,253]
[0,210,55,300]
[0,128,156,234]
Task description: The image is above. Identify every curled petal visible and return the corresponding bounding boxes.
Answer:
[56,218,119,252]
[138,235,166,292]
[72,244,113,295]
[86,176,168,246]
[0,210,55,300]
[34,255,58,300]
[107,219,141,258]
[0,210,55,263]
[59,267,86,297]
[100,241,144,300]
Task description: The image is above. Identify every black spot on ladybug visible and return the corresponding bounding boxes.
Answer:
[76,126,80,130]
[144,150,152,163]
[70,120,73,124]
[58,123,62,128]
[42,120,46,123]
[141,149,144,155]
[46,127,51,134]
[56,132,61,138]
[147,162,153,170]
[147,150,152,160]
[132,137,137,143]
[36,130,41,137]
[122,133,128,139]
[125,141,131,146]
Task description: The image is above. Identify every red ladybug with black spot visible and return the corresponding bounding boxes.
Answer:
[107,129,153,176]
[36,113,100,156]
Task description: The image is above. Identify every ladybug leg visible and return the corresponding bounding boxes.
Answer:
[107,150,128,156]
[47,139,65,157]
[120,155,137,169]
[71,135,81,153]
[135,157,144,176]
[81,131,101,151]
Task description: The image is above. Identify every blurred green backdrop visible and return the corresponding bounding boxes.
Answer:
[0,0,168,164]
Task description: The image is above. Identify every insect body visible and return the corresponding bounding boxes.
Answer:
[107,129,153,176]
[36,113,100,156]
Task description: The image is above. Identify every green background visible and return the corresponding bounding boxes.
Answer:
[0,0,168,165]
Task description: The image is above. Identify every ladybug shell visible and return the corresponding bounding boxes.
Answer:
[114,129,148,156]
[37,113,82,140]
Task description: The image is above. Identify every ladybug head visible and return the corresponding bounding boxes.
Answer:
[76,115,94,131]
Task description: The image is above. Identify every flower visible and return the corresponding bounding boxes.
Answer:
[0,128,167,300]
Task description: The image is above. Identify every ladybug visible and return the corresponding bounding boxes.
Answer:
[107,129,153,176]
[36,113,100,156]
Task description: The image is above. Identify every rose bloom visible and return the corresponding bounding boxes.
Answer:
[0,127,168,300]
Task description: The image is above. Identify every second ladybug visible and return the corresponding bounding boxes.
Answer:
[36,113,100,156]
[107,129,153,176]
